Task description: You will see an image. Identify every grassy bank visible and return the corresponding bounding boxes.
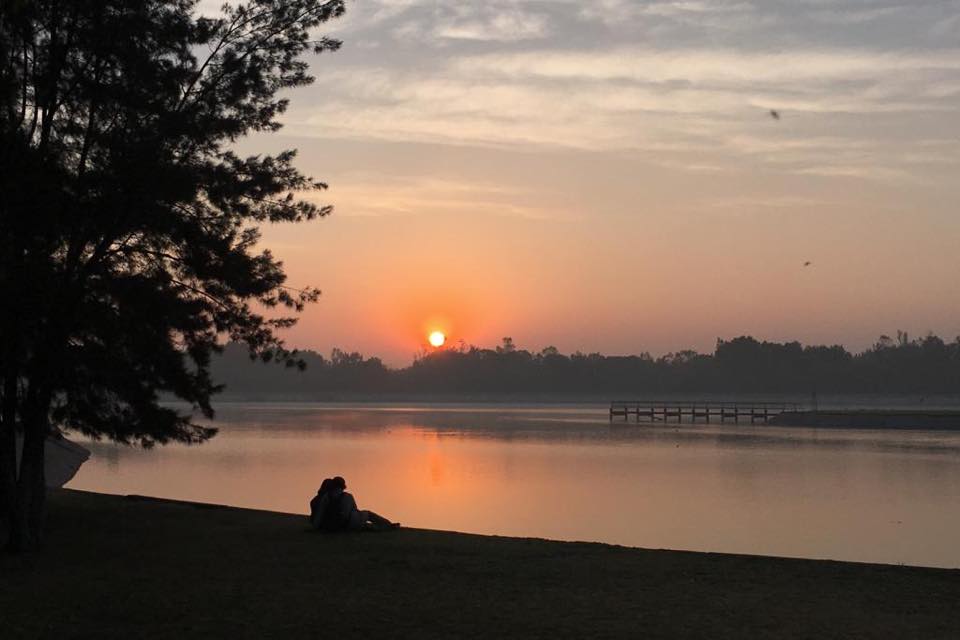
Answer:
[2,490,958,639]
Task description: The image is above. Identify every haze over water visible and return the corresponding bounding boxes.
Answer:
[69,403,960,569]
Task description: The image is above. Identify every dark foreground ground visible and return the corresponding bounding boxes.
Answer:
[2,490,959,639]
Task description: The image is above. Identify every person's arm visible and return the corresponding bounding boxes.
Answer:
[340,492,358,521]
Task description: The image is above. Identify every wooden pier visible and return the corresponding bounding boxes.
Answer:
[610,400,802,424]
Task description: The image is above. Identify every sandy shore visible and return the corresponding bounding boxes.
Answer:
[2,489,959,638]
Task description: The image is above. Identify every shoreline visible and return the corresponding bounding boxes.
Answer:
[200,392,960,405]
[178,399,960,432]
[3,489,959,638]
[118,492,958,570]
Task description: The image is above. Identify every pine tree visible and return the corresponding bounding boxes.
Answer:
[0,0,344,550]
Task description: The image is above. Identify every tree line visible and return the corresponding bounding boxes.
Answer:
[212,332,960,397]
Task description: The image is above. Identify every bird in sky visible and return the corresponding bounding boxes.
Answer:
[803,261,812,267]
[770,109,781,120]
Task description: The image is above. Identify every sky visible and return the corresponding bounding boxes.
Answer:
[217,0,960,365]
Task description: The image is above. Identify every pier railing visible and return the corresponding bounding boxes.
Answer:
[609,400,802,424]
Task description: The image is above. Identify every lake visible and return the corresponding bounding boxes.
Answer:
[67,402,960,568]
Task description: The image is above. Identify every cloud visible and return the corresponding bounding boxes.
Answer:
[930,12,960,39]
[271,1,960,184]
[576,0,763,30]
[808,6,904,25]
[454,47,960,85]
[315,173,571,220]
[434,8,548,42]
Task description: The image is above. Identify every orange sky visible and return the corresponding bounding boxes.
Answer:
[228,1,960,366]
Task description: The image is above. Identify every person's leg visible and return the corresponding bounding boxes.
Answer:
[364,510,399,531]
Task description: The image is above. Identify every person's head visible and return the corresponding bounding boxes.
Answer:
[331,476,347,491]
[318,477,334,496]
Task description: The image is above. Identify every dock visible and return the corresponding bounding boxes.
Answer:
[610,400,802,424]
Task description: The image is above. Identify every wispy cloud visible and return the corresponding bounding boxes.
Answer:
[225,0,960,184]
[454,47,960,85]
[313,173,572,220]
[287,38,960,183]
[433,7,548,42]
[808,6,905,25]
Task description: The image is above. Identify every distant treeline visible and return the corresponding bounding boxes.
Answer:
[211,332,960,397]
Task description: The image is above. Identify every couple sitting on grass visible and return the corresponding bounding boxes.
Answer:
[309,476,400,532]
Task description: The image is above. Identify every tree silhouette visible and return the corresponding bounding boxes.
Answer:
[0,0,344,550]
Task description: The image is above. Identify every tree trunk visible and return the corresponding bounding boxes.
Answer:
[0,373,17,546]
[7,390,48,552]
[1,244,23,548]
[0,420,14,544]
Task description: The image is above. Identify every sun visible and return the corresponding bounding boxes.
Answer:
[428,331,446,348]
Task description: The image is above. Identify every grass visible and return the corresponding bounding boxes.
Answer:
[2,489,959,639]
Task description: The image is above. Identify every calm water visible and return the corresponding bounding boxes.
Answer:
[68,403,960,568]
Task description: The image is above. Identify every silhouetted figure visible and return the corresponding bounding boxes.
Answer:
[309,478,336,529]
[310,476,399,532]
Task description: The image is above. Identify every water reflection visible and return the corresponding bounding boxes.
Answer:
[69,403,960,568]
